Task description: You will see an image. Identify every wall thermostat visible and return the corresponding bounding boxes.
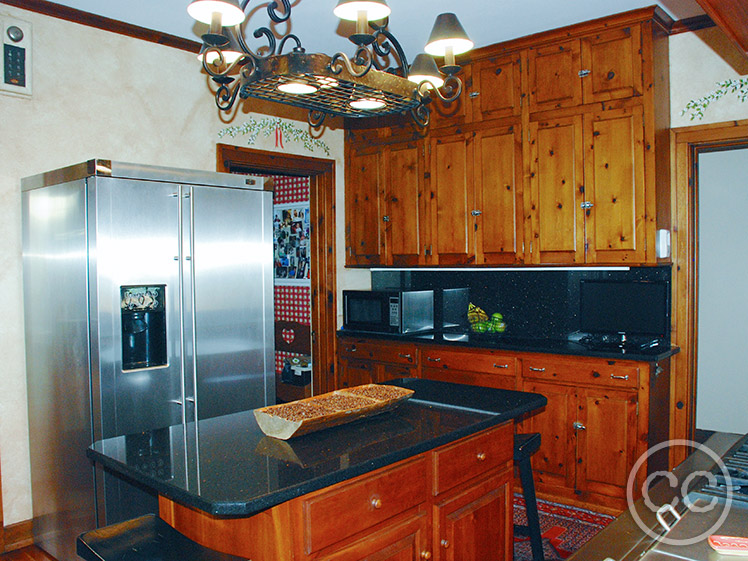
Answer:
[1,16,32,97]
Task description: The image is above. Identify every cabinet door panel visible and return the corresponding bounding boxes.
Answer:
[520,381,576,489]
[435,468,513,561]
[581,25,642,103]
[528,40,582,112]
[584,107,646,263]
[529,116,585,264]
[346,149,384,265]
[575,387,638,499]
[430,134,474,264]
[386,142,427,266]
[475,126,523,264]
[471,54,523,121]
[338,359,377,388]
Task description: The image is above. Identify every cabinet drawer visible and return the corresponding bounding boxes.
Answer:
[433,422,513,495]
[420,347,517,375]
[301,456,428,554]
[522,358,639,388]
[339,339,417,366]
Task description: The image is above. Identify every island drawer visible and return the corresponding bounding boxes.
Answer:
[339,339,417,366]
[522,357,639,388]
[420,347,517,375]
[300,455,428,554]
[432,422,513,495]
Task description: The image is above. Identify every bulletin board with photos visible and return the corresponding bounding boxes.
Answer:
[273,203,310,285]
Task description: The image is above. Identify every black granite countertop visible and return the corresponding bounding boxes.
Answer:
[87,378,546,517]
[338,329,680,362]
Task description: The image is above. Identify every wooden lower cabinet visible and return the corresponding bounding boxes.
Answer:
[161,423,514,561]
[335,335,669,513]
[337,338,418,388]
[434,468,513,561]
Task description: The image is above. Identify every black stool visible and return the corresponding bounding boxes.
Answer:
[77,514,246,561]
[514,432,544,561]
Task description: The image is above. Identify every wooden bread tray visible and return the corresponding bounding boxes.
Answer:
[253,384,414,440]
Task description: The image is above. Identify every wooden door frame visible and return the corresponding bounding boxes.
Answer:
[217,144,337,396]
[670,119,748,466]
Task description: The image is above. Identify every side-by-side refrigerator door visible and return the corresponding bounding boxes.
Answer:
[91,177,185,441]
[184,185,274,421]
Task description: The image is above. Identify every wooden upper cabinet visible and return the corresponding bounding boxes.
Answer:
[529,25,643,113]
[528,115,585,264]
[428,65,471,129]
[384,141,430,266]
[474,125,523,264]
[584,106,646,264]
[581,26,643,103]
[469,53,524,121]
[346,147,384,266]
[429,133,475,265]
[528,40,583,113]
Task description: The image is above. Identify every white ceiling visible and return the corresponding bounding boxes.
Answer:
[47,0,706,59]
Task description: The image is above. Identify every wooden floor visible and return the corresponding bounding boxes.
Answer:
[0,546,55,561]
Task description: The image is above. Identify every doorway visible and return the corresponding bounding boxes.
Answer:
[671,120,748,464]
[695,144,748,433]
[217,144,338,397]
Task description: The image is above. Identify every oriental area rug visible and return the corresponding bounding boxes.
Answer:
[513,495,616,561]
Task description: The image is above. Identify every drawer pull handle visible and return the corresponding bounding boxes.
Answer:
[493,363,509,369]
[611,374,629,380]
[370,497,382,509]
[573,422,586,431]
[398,353,413,361]
[420,552,432,560]
[476,452,486,462]
[441,539,450,549]
[347,345,357,353]
[529,367,546,372]
[427,357,442,362]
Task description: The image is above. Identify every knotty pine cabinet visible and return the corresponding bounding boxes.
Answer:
[345,139,431,266]
[528,106,646,264]
[335,334,670,512]
[343,9,669,268]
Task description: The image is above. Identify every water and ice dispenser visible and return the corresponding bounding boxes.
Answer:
[120,285,167,371]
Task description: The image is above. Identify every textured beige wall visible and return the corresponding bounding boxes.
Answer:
[0,5,368,525]
[670,26,748,127]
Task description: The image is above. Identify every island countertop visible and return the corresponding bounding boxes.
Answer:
[87,378,546,517]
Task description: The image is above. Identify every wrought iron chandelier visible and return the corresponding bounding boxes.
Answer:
[187,0,474,127]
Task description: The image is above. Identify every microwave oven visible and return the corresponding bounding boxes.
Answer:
[342,290,434,334]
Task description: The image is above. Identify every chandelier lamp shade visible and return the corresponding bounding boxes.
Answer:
[187,0,473,127]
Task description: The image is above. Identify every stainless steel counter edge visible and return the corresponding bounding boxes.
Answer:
[567,432,744,561]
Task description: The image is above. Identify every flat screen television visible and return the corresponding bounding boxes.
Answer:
[579,280,670,339]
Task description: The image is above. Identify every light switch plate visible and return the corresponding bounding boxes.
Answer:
[1,16,32,97]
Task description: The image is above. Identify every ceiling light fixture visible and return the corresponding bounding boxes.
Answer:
[187,0,473,127]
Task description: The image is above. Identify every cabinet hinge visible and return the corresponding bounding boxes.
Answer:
[636,400,639,416]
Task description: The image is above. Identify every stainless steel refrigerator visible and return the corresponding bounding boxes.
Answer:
[22,160,275,561]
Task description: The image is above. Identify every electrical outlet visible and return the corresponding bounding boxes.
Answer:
[1,16,32,97]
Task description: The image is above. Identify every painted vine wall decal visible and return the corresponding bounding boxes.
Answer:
[219,117,331,156]
[682,77,748,120]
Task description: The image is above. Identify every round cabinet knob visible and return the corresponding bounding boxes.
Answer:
[420,551,432,560]
[441,539,450,549]
[370,497,382,509]
[476,452,486,461]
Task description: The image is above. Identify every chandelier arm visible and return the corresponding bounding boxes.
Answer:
[431,74,463,103]
[234,25,277,60]
[410,103,430,128]
[278,34,303,55]
[330,49,372,78]
[308,110,327,128]
[370,24,409,77]
[201,47,248,78]
[215,79,242,112]
[267,0,292,23]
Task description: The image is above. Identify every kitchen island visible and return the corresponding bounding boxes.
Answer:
[87,378,546,561]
